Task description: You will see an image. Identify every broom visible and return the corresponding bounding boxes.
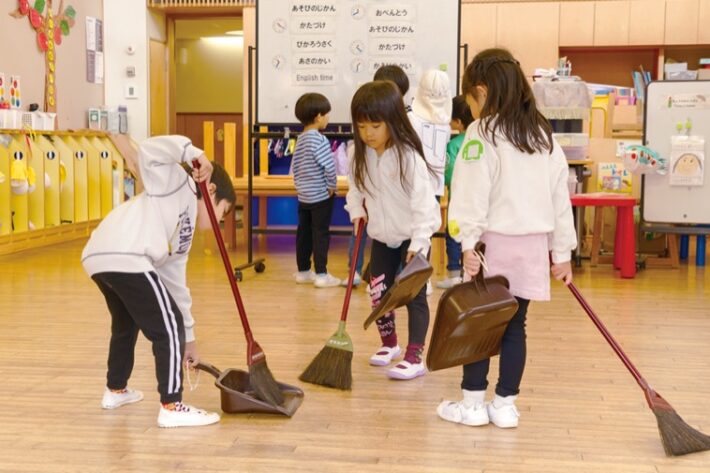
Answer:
[193,159,284,407]
[299,219,365,389]
[568,282,710,456]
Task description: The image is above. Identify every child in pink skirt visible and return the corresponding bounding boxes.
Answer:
[437,48,577,428]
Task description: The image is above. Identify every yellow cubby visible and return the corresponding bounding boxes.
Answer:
[90,136,115,217]
[61,135,89,223]
[8,137,29,233]
[36,135,60,228]
[26,136,45,230]
[98,137,125,208]
[52,136,74,224]
[0,136,11,236]
[77,136,101,221]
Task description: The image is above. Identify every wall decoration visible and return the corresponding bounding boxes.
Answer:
[10,0,77,113]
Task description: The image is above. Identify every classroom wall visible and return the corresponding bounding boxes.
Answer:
[0,0,104,130]
[103,0,150,141]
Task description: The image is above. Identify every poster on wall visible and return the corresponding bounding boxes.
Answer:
[597,162,632,194]
[669,135,705,187]
[86,17,104,84]
[9,76,21,109]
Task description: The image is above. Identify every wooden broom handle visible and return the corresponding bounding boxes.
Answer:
[193,159,254,343]
[341,219,365,323]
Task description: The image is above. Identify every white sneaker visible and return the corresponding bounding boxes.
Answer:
[487,395,520,428]
[437,400,489,426]
[426,280,433,295]
[387,360,427,380]
[294,270,316,284]
[369,345,401,366]
[101,387,144,409]
[314,273,341,288]
[436,276,462,289]
[157,402,220,428]
[340,271,362,287]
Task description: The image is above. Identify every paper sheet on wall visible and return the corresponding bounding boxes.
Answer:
[669,135,705,187]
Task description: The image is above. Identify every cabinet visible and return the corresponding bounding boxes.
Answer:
[594,1,630,46]
[560,2,595,46]
[629,0,665,45]
[496,2,560,76]
[665,0,699,44]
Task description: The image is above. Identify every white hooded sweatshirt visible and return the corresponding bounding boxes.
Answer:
[448,120,577,264]
[345,145,440,254]
[82,135,203,341]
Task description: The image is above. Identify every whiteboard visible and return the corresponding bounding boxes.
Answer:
[256,0,461,124]
[642,81,710,224]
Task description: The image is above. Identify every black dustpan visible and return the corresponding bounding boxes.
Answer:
[196,361,304,417]
[426,243,519,372]
[363,251,432,330]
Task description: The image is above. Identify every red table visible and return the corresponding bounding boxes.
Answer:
[571,193,638,278]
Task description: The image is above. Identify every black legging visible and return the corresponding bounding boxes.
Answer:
[461,297,530,397]
[370,239,429,346]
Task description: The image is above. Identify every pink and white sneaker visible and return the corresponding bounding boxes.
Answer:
[386,360,427,380]
[369,345,401,366]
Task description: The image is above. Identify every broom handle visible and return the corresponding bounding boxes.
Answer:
[193,159,254,343]
[341,219,366,323]
[567,282,651,393]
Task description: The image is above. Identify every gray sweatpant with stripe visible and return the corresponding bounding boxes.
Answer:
[92,271,185,404]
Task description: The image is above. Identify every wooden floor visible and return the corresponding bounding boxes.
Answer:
[1,234,709,472]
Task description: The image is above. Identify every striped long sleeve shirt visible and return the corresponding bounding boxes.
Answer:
[292,130,337,204]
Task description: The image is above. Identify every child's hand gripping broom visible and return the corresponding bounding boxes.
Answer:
[568,282,710,456]
[299,219,365,389]
[193,159,284,406]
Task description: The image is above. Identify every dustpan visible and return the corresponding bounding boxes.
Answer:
[196,361,304,417]
[426,243,519,372]
[363,251,433,330]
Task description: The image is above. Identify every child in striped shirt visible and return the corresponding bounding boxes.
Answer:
[292,93,341,288]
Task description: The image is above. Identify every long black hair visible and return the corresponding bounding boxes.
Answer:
[350,80,430,194]
[462,48,553,154]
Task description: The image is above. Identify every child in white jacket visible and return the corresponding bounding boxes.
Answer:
[437,49,576,429]
[346,81,440,380]
[82,135,235,428]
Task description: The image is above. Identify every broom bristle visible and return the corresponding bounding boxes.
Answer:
[249,360,285,407]
[653,407,710,456]
[299,345,353,390]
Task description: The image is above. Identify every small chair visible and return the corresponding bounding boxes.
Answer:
[571,194,638,278]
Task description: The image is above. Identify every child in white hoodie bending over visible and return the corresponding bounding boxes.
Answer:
[437,49,576,429]
[346,81,440,380]
[82,135,235,428]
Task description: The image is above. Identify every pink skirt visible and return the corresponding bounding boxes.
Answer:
[480,232,550,301]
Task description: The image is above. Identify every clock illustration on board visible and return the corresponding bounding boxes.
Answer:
[273,18,287,33]
[350,40,365,55]
[351,5,365,20]
[351,58,365,73]
[272,55,286,70]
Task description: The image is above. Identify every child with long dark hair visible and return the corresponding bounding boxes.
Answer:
[437,49,576,427]
[345,81,440,380]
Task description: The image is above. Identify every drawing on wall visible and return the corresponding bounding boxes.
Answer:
[669,135,705,187]
[10,0,77,113]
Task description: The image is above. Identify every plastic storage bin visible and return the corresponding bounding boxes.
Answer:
[553,133,589,160]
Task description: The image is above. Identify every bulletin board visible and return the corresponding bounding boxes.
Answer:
[256,0,461,124]
[642,80,710,225]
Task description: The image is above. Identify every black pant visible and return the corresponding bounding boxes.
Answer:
[296,196,334,274]
[461,297,530,397]
[369,239,430,345]
[92,271,186,404]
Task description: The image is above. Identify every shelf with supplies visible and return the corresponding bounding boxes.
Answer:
[0,130,135,256]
